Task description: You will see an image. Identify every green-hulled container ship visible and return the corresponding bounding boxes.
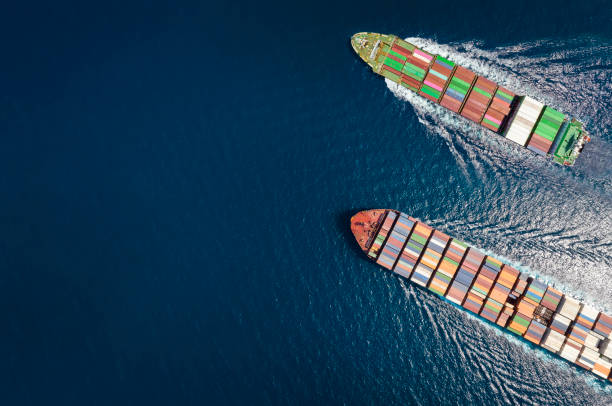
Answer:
[351,33,591,166]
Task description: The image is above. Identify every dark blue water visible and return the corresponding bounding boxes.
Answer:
[2,1,612,404]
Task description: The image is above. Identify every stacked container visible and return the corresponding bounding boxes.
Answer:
[505,96,544,146]
[478,257,503,322]
[524,320,547,344]
[440,66,476,113]
[411,230,449,287]
[381,52,404,83]
[527,106,565,155]
[461,76,497,123]
[594,313,612,338]
[376,214,412,270]
[400,47,433,92]
[394,222,432,279]
[559,338,582,362]
[446,247,483,305]
[525,280,546,305]
[430,239,467,296]
[558,296,582,321]
[419,56,455,103]
[508,313,531,335]
[368,211,397,258]
[550,313,572,335]
[464,256,498,314]
[540,287,563,311]
[542,329,566,352]
[481,87,516,132]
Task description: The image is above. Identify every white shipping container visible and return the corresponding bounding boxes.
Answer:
[584,332,601,350]
[559,342,581,362]
[558,296,581,321]
[580,305,599,321]
[505,97,544,146]
[542,329,565,352]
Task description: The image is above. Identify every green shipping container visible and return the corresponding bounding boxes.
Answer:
[381,69,400,83]
[384,57,404,72]
[388,49,407,61]
[421,85,441,99]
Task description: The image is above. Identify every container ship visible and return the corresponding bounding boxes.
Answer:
[350,209,612,382]
[351,33,591,166]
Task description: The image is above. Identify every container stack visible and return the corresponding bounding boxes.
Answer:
[550,313,572,335]
[440,67,476,113]
[419,56,455,103]
[542,329,566,352]
[505,96,544,146]
[460,76,497,123]
[430,239,467,297]
[477,257,503,322]
[400,47,433,92]
[559,338,583,362]
[594,313,612,339]
[524,320,547,345]
[446,247,484,305]
[524,279,546,305]
[368,211,397,259]
[526,106,565,155]
[411,230,449,287]
[491,265,519,326]
[508,313,531,336]
[381,50,404,84]
[464,256,498,314]
[376,214,412,270]
[481,87,516,133]
[540,287,563,311]
[394,222,432,279]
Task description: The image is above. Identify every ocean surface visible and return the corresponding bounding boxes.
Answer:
[2,1,612,404]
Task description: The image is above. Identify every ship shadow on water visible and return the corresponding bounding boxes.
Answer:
[335,209,369,257]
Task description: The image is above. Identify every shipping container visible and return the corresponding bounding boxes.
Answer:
[558,296,582,321]
[505,96,544,146]
[497,265,519,289]
[593,313,612,338]
[527,106,565,154]
[540,286,563,311]
[524,320,546,345]
[550,313,572,335]
[461,76,497,123]
[440,66,476,113]
[393,221,432,279]
[419,55,456,102]
[559,339,582,362]
[429,238,467,296]
[508,313,531,335]
[525,279,546,304]
[576,305,598,329]
[542,329,565,352]
[592,358,612,379]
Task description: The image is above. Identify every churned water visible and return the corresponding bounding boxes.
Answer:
[1,1,611,404]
